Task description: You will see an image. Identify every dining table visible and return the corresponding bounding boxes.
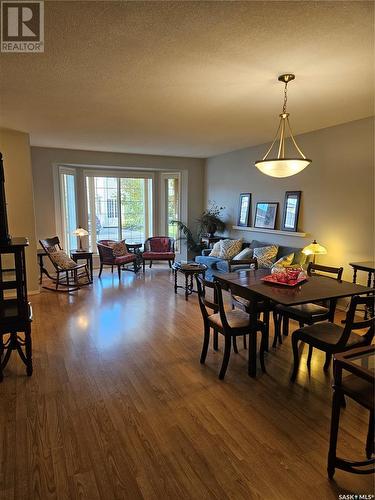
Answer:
[214,269,375,377]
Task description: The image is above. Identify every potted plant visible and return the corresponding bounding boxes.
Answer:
[197,201,226,237]
[171,201,226,256]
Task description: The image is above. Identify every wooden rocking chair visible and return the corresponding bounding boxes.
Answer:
[39,237,90,292]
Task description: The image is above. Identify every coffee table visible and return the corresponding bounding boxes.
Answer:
[172,262,207,301]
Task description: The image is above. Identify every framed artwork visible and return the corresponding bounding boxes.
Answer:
[237,193,251,226]
[281,191,301,232]
[254,202,278,229]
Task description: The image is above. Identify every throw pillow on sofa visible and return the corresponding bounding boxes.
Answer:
[209,240,222,257]
[219,239,242,260]
[253,245,278,268]
[272,252,294,268]
[233,247,254,261]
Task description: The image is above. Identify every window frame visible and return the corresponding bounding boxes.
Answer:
[83,169,154,252]
[58,166,78,253]
[160,172,181,254]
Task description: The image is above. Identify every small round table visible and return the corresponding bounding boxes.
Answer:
[172,262,207,301]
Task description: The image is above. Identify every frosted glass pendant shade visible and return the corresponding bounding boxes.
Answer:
[255,158,311,178]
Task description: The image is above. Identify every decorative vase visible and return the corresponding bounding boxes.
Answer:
[206,223,217,238]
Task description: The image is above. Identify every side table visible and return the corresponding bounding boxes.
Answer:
[71,250,93,282]
[127,243,143,270]
[172,262,207,301]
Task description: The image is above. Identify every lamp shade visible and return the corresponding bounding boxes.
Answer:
[302,240,327,256]
[73,227,89,237]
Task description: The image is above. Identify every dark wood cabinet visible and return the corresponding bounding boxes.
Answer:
[0,237,32,382]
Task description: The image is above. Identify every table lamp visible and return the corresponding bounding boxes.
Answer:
[302,239,327,264]
[73,227,89,251]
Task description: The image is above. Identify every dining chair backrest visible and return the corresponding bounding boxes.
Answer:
[195,275,218,321]
[214,280,245,332]
[307,262,343,281]
[338,295,375,346]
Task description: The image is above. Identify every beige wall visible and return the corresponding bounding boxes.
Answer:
[0,129,39,292]
[205,117,374,283]
[31,146,205,258]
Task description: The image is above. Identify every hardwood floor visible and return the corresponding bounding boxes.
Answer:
[0,266,373,499]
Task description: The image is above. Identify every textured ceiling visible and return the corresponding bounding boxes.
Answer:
[0,1,373,157]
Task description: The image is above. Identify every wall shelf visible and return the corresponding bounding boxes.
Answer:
[232,226,308,238]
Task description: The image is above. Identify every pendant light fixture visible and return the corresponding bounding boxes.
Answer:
[255,74,311,178]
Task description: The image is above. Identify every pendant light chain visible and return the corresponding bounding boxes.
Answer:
[282,82,288,114]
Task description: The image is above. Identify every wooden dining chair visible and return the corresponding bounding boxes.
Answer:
[290,295,374,382]
[231,260,273,353]
[273,262,344,351]
[196,275,267,380]
[327,346,375,479]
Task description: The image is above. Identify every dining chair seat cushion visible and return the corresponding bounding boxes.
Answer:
[275,302,329,320]
[208,309,250,329]
[295,321,369,349]
[114,254,137,265]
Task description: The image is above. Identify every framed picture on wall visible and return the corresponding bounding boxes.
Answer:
[281,191,301,232]
[254,202,278,229]
[237,193,251,226]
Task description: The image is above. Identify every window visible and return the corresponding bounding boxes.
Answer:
[86,173,153,251]
[107,199,118,218]
[166,177,179,241]
[160,173,180,251]
[59,168,77,253]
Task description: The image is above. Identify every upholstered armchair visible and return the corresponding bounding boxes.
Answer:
[97,240,138,279]
[142,237,175,271]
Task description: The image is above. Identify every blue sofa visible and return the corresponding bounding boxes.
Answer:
[195,239,308,279]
